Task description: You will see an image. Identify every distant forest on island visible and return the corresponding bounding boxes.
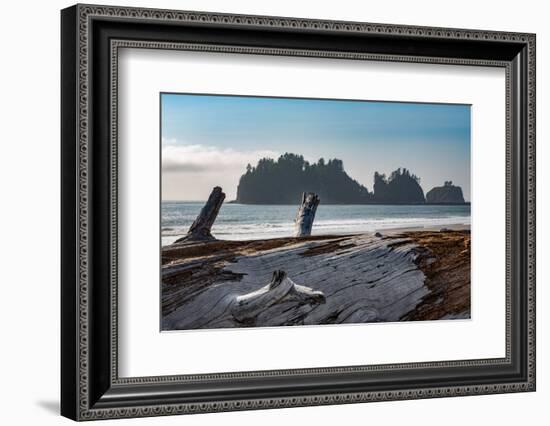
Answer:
[235,153,466,205]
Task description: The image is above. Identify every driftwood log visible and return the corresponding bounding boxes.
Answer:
[231,270,326,325]
[161,231,470,330]
[176,186,225,242]
[294,192,320,237]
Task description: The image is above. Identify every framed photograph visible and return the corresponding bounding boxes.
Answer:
[61,4,536,421]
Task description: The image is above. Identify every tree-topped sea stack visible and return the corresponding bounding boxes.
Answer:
[372,168,425,204]
[236,153,371,204]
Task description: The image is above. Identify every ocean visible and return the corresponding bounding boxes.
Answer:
[161,202,471,246]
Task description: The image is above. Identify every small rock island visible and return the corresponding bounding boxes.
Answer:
[426,181,466,204]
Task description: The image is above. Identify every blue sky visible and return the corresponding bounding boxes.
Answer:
[161,93,471,201]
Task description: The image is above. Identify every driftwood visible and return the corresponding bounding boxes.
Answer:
[161,231,470,330]
[176,186,225,242]
[294,192,320,237]
[231,270,326,325]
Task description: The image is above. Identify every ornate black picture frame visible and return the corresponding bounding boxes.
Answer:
[61,4,536,421]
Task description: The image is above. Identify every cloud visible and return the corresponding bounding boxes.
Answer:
[162,144,279,173]
[161,137,179,146]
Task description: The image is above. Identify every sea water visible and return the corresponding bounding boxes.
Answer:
[161,202,470,246]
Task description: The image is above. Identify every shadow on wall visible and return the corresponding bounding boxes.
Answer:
[35,400,59,416]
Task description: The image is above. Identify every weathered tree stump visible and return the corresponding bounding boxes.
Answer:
[177,186,225,242]
[231,270,326,325]
[294,192,320,237]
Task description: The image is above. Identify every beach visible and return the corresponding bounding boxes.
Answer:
[161,226,471,330]
[162,202,471,245]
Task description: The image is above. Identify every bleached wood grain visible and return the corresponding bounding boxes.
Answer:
[162,233,432,330]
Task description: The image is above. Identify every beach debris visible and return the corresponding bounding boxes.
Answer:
[162,233,446,330]
[375,232,383,238]
[231,270,326,325]
[176,186,225,242]
[295,192,320,237]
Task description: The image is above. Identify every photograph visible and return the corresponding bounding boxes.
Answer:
[160,93,472,331]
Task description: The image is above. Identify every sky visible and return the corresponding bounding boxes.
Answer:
[161,93,471,201]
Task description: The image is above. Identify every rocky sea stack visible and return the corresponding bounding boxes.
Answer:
[426,181,465,204]
[235,153,432,204]
[235,153,372,204]
[372,168,425,204]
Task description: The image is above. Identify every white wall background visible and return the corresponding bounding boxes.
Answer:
[0,0,546,424]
